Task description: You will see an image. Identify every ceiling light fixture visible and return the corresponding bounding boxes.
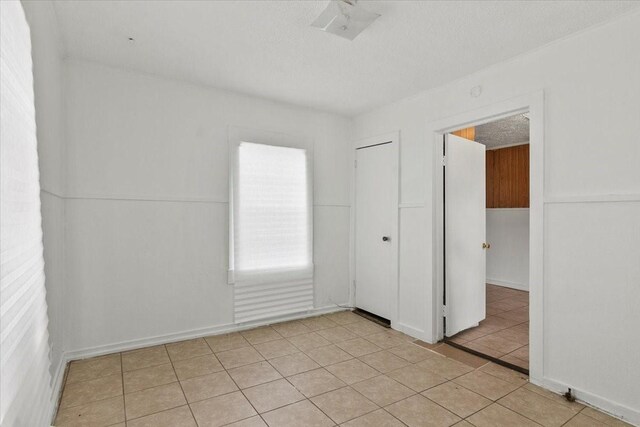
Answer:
[311,0,380,41]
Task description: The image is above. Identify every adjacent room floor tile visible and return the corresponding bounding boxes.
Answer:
[227,361,282,389]
[166,338,212,362]
[124,382,187,420]
[123,363,177,393]
[216,346,264,369]
[268,352,320,377]
[432,345,488,369]
[452,371,520,401]
[351,375,415,406]
[306,344,353,366]
[325,359,379,384]
[172,354,224,381]
[66,354,122,384]
[466,403,540,427]
[262,400,334,427]
[59,373,123,409]
[122,346,171,372]
[385,394,460,427]
[287,368,347,397]
[180,371,238,403]
[422,382,491,418]
[126,405,197,427]
[311,387,378,424]
[253,338,299,359]
[189,391,257,427]
[55,395,125,426]
[205,333,251,353]
[243,379,305,413]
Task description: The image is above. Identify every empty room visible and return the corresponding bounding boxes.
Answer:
[1,1,639,426]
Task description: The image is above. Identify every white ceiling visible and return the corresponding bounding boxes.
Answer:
[52,0,640,116]
[475,114,530,149]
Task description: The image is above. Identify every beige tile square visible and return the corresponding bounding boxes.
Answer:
[499,354,529,370]
[577,407,632,426]
[269,352,320,377]
[522,383,584,412]
[343,320,387,337]
[125,382,186,420]
[387,343,437,363]
[190,391,257,427]
[510,345,530,361]
[224,416,268,427]
[316,326,358,343]
[359,351,409,373]
[227,361,282,389]
[55,395,124,426]
[301,316,338,331]
[287,368,346,397]
[241,326,282,345]
[386,394,460,427]
[126,405,196,427]
[66,354,122,384]
[563,413,607,427]
[60,373,123,409]
[352,375,414,406]
[324,311,362,325]
[272,321,312,337]
[422,382,491,418]
[493,327,529,346]
[336,338,383,357]
[416,355,474,380]
[496,307,529,323]
[364,332,408,349]
[243,379,305,413]
[180,371,238,402]
[479,362,528,386]
[166,338,212,362]
[123,363,177,393]
[341,409,405,427]
[205,332,251,353]
[498,387,577,427]
[452,371,520,401]
[466,334,521,357]
[307,344,353,366]
[122,345,170,372]
[216,346,264,369]
[287,332,332,352]
[311,387,378,424]
[173,354,223,381]
[254,338,299,359]
[261,400,334,427]
[325,359,379,384]
[466,403,540,427]
[432,345,488,369]
[387,364,447,392]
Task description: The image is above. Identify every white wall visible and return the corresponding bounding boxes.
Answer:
[21,0,66,395]
[486,209,529,290]
[353,11,640,423]
[63,60,352,354]
[0,2,55,425]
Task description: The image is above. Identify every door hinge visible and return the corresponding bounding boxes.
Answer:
[442,305,448,317]
[442,156,446,166]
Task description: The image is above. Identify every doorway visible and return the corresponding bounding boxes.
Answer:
[444,114,531,373]
[352,132,399,326]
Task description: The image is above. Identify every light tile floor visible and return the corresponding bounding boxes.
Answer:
[54,310,631,426]
[449,284,530,370]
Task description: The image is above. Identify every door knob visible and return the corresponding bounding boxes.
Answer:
[482,243,491,249]
[382,236,390,242]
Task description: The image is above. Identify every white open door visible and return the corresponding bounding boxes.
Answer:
[355,141,396,320]
[445,134,486,337]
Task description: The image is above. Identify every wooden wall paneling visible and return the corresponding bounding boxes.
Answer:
[452,127,476,141]
[485,144,529,208]
[486,150,495,208]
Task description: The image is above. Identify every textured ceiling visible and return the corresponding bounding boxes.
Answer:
[475,114,530,149]
[51,1,640,116]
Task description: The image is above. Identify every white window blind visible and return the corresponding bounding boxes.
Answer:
[229,129,313,323]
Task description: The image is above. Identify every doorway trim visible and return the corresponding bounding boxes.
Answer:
[350,131,400,328]
[429,91,544,381]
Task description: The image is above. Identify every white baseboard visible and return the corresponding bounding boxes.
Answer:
[63,305,347,362]
[530,376,639,426]
[487,278,529,292]
[48,355,69,425]
[394,322,429,342]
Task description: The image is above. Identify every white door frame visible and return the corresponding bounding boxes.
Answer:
[429,91,544,381]
[351,131,400,327]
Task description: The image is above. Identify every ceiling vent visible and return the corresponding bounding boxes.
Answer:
[311,0,380,41]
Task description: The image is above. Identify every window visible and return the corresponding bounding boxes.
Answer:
[229,129,313,286]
